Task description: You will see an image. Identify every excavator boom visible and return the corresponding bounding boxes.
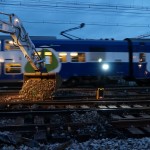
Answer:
[0,12,44,71]
[0,12,60,100]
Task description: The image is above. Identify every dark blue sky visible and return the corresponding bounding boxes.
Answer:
[0,0,150,40]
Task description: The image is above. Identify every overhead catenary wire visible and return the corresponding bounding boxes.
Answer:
[1,0,150,39]
[22,20,150,28]
[1,1,150,26]
[0,1,150,28]
[1,1,150,11]
[1,1,150,14]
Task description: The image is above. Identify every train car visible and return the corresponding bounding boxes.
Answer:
[0,35,150,86]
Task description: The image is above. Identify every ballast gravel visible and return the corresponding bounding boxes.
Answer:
[1,138,150,150]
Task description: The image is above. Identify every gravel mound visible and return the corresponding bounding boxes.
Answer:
[19,78,55,101]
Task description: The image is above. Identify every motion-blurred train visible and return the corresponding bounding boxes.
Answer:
[0,35,150,86]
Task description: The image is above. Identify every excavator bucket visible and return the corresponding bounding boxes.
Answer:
[19,72,62,101]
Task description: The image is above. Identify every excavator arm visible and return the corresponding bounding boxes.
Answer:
[0,12,45,72]
[0,12,61,100]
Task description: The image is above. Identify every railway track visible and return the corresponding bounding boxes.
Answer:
[0,109,109,142]
[1,86,150,101]
[0,98,150,111]
[0,85,150,142]
[111,114,150,138]
[0,110,149,142]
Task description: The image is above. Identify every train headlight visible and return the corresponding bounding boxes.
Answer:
[102,63,109,71]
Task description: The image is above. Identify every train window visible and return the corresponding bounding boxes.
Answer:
[70,52,78,62]
[44,52,52,64]
[59,52,67,62]
[70,52,85,62]
[139,53,146,62]
[5,63,21,74]
[78,53,85,62]
[5,40,20,50]
[34,51,52,64]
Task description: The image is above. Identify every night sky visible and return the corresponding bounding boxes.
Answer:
[0,0,150,40]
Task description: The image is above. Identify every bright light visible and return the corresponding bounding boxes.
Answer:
[98,58,102,62]
[70,52,78,56]
[8,41,14,45]
[0,58,4,62]
[34,52,41,55]
[15,18,19,23]
[45,52,52,55]
[102,64,109,70]
[59,52,67,56]
[138,63,142,68]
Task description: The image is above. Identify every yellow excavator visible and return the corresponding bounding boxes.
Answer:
[0,12,60,100]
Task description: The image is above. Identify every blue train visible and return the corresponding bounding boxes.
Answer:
[0,35,150,86]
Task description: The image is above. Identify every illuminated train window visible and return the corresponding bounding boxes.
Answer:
[34,52,41,56]
[34,51,52,64]
[70,52,85,62]
[78,53,85,62]
[5,63,21,74]
[5,40,20,50]
[44,52,52,64]
[59,52,67,62]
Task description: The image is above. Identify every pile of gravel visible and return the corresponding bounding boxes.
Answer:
[19,79,55,101]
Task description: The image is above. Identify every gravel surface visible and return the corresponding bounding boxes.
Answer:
[0,111,149,149]
[1,138,150,150]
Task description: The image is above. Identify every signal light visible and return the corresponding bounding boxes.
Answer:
[96,88,104,100]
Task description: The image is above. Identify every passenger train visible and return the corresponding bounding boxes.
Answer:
[0,35,150,86]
